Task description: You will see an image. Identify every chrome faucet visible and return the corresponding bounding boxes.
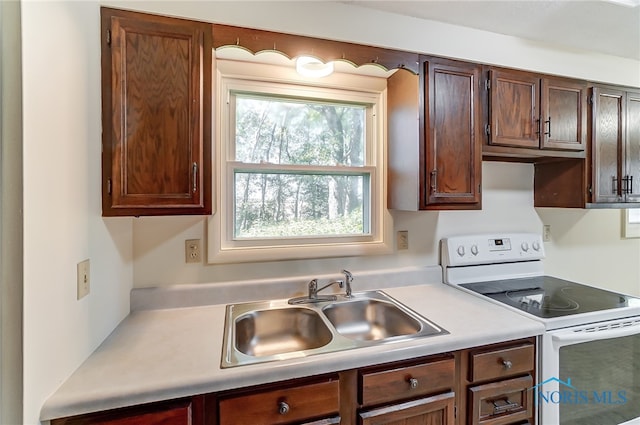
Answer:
[288,270,355,304]
[341,269,353,297]
[308,278,343,300]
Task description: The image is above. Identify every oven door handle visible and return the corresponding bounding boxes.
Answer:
[552,322,640,344]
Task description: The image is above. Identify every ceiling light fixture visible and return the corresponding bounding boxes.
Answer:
[296,56,334,78]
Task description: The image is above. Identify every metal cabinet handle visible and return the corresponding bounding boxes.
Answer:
[192,162,198,194]
[613,176,620,194]
[430,170,437,192]
[407,377,419,389]
[278,401,290,415]
[502,359,513,369]
[544,117,552,137]
[623,175,634,195]
[492,398,520,414]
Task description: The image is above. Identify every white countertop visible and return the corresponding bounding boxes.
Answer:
[41,269,545,421]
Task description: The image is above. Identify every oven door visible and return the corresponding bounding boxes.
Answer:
[540,318,640,425]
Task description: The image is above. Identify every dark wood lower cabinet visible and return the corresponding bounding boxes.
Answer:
[49,339,536,425]
[50,397,210,425]
[359,391,455,425]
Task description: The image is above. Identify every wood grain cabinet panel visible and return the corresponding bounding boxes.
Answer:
[101,7,212,216]
[358,391,455,425]
[625,91,640,202]
[489,70,540,149]
[218,378,340,425]
[541,77,587,151]
[468,376,533,425]
[360,356,455,407]
[589,86,640,205]
[591,86,625,203]
[470,343,535,383]
[387,57,482,211]
[488,69,586,152]
[50,398,207,425]
[460,338,536,425]
[424,58,483,208]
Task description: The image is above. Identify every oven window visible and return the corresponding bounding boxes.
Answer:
[559,333,640,425]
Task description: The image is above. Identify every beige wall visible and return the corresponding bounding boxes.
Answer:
[19,1,640,423]
[21,2,133,423]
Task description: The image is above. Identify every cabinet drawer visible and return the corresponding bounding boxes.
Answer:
[468,375,533,425]
[218,379,340,425]
[360,356,454,407]
[470,343,534,382]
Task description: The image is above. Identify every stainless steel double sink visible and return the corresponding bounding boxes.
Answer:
[221,290,448,368]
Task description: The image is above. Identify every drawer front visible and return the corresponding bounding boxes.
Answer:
[470,343,534,382]
[360,357,455,407]
[468,375,533,425]
[219,379,340,425]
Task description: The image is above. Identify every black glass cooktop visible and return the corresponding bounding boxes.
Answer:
[461,276,632,319]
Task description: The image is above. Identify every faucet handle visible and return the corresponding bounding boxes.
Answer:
[341,269,353,297]
[308,278,319,298]
[341,269,353,282]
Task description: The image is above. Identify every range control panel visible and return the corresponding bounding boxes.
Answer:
[441,233,545,268]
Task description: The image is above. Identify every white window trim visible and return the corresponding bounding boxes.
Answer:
[207,60,392,264]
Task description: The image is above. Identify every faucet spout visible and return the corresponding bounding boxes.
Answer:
[310,278,343,299]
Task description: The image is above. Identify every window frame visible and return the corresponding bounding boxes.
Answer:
[207,59,392,264]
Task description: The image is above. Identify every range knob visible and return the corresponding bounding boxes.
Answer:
[532,241,541,251]
[521,242,530,252]
[470,244,479,256]
[456,245,466,257]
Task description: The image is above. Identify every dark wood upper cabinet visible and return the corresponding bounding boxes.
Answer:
[388,57,482,211]
[101,8,212,216]
[488,68,587,153]
[590,86,625,203]
[424,58,483,208]
[625,91,640,203]
[589,86,640,205]
[489,69,540,149]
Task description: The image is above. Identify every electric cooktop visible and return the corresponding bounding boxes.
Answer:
[461,276,634,319]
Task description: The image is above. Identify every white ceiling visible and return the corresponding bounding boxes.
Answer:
[340,1,640,60]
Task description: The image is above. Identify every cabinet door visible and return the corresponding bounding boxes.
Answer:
[424,59,482,207]
[591,86,625,203]
[359,391,455,425]
[541,77,587,151]
[489,69,540,149]
[218,379,340,425]
[624,90,640,202]
[101,8,212,216]
[50,398,203,425]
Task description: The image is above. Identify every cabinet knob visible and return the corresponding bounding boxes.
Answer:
[278,401,290,415]
[407,377,419,389]
[502,359,513,370]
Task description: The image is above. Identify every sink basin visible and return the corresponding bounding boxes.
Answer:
[221,291,448,368]
[235,307,333,356]
[322,298,422,341]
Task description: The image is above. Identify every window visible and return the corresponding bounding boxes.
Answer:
[208,59,391,263]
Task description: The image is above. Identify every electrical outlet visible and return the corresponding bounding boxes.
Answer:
[185,239,201,263]
[397,230,409,250]
[543,224,552,242]
[77,259,90,300]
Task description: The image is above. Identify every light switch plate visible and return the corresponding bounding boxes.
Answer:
[77,259,90,299]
